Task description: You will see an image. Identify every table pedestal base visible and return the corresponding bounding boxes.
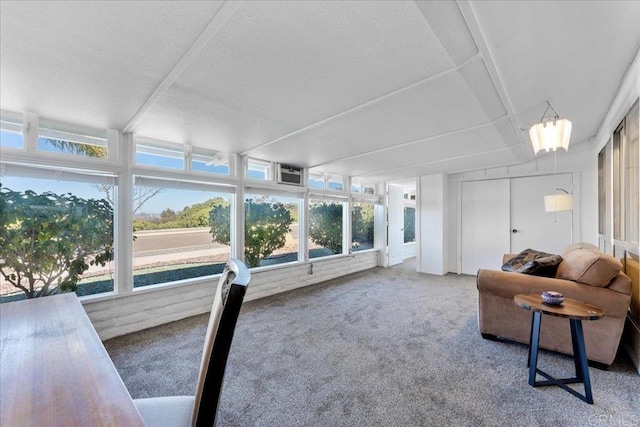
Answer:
[527,312,593,404]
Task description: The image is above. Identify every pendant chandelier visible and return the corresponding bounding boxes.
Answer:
[529,101,572,154]
[529,101,574,214]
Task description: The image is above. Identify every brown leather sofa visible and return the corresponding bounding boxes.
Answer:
[477,243,632,368]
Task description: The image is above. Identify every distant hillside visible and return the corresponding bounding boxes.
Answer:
[134,197,229,231]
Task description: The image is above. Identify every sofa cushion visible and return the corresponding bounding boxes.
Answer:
[501,249,563,278]
[561,242,599,258]
[556,248,622,287]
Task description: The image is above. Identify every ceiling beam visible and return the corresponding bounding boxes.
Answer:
[456,0,531,161]
[123,1,243,134]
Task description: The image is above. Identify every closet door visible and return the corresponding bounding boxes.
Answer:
[461,179,511,274]
[510,174,573,255]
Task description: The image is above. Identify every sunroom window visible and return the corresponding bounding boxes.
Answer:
[38,124,108,158]
[135,140,184,170]
[308,195,347,259]
[327,175,344,191]
[246,158,272,181]
[351,180,375,195]
[308,172,325,189]
[351,201,375,252]
[0,113,23,149]
[190,148,230,176]
[244,190,300,267]
[132,176,234,288]
[1,163,116,302]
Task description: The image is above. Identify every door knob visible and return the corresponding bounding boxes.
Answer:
[512,229,518,233]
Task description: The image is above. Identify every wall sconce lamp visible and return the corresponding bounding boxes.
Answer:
[529,101,572,154]
[544,188,573,212]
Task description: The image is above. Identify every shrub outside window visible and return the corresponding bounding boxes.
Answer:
[1,165,115,302]
[308,196,345,259]
[133,176,233,288]
[351,201,375,252]
[244,191,299,267]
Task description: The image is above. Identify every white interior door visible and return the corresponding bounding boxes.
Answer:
[510,174,573,254]
[461,179,511,274]
[388,184,404,266]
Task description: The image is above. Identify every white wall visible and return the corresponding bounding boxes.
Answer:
[84,250,379,340]
[417,174,447,275]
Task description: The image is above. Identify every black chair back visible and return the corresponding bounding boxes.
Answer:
[192,258,250,427]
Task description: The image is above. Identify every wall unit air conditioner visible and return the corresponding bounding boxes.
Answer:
[277,163,304,186]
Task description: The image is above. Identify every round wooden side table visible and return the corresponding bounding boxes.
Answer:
[514,293,605,404]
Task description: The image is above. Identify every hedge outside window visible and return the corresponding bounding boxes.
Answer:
[133,176,233,288]
[0,165,115,302]
[243,191,299,267]
[308,197,346,259]
[351,202,375,252]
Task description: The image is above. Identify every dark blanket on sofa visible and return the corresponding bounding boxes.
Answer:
[501,248,563,278]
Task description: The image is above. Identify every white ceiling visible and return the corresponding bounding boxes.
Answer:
[1,1,639,183]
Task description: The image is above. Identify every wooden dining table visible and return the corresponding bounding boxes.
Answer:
[0,293,146,426]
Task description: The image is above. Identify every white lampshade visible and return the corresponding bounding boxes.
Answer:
[529,119,572,154]
[544,193,573,212]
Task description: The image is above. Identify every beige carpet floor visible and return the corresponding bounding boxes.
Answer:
[105,261,640,426]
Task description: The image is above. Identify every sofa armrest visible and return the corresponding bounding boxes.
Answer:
[476,269,631,318]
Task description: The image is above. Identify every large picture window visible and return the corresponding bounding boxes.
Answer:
[308,196,346,259]
[0,164,115,302]
[133,177,233,288]
[351,201,375,252]
[244,191,300,267]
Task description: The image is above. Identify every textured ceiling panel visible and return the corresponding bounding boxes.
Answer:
[315,117,515,177]
[0,1,223,129]
[132,84,295,153]
[246,60,499,166]
[356,148,520,182]
[138,0,456,138]
[413,0,478,64]
[471,1,640,145]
